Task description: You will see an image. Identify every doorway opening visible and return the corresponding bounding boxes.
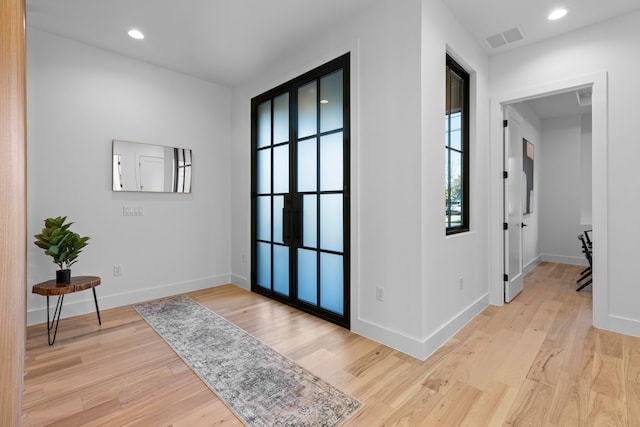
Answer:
[491,71,608,328]
[250,54,351,328]
[503,89,592,302]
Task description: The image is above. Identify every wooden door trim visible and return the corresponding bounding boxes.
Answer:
[0,0,27,424]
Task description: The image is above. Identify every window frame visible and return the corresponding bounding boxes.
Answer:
[445,54,470,235]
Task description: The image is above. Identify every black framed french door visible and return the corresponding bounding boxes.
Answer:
[251,53,350,328]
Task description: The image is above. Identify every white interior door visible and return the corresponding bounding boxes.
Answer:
[137,155,164,192]
[504,113,524,302]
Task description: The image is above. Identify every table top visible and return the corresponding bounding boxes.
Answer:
[32,276,101,296]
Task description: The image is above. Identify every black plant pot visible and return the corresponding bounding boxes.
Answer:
[56,269,71,284]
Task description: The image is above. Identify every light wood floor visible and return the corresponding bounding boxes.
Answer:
[23,262,640,426]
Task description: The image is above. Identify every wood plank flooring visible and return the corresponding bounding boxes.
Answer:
[23,262,640,426]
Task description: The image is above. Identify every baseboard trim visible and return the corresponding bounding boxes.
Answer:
[597,314,640,338]
[541,253,588,266]
[523,256,542,275]
[352,293,489,360]
[27,274,231,326]
[230,274,249,290]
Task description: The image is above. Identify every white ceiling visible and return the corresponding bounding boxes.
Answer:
[521,90,592,121]
[26,0,640,87]
[25,0,381,86]
[443,0,640,54]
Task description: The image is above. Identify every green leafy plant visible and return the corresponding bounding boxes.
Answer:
[34,216,90,270]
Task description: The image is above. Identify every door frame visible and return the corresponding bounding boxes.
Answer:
[489,71,608,329]
[0,0,27,423]
[250,53,351,328]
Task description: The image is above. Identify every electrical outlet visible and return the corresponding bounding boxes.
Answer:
[113,264,123,276]
[376,286,384,301]
[459,276,464,290]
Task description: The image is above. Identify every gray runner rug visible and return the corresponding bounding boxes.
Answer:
[134,295,362,426]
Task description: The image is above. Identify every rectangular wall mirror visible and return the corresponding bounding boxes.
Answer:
[112,139,192,193]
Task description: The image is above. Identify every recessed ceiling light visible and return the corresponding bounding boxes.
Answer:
[320,99,329,104]
[128,29,145,40]
[548,8,568,21]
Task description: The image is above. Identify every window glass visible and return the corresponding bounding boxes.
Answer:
[298,82,317,139]
[445,55,470,234]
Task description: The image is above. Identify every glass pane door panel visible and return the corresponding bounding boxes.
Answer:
[297,138,317,192]
[446,112,462,150]
[273,93,289,144]
[320,70,343,133]
[273,145,289,194]
[257,101,271,148]
[273,196,284,244]
[257,149,271,194]
[320,194,343,252]
[256,196,271,241]
[320,253,343,315]
[298,82,317,139]
[256,242,271,289]
[273,245,289,296]
[302,194,317,248]
[297,249,317,305]
[320,132,343,191]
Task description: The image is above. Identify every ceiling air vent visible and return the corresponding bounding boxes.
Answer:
[486,27,524,49]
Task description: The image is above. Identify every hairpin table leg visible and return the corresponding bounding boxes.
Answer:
[47,294,65,345]
[92,287,102,325]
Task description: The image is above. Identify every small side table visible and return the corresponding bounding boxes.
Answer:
[32,276,102,345]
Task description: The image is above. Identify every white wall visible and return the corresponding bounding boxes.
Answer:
[581,113,593,225]
[490,10,640,336]
[419,0,491,357]
[230,0,491,359]
[538,114,590,265]
[27,29,232,324]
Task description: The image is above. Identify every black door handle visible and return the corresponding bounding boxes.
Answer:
[283,195,292,245]
[521,222,528,228]
[283,194,302,246]
[292,194,302,247]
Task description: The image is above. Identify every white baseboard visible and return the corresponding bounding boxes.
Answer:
[230,274,249,290]
[541,253,588,266]
[352,293,489,360]
[523,256,542,275]
[597,314,640,338]
[27,274,231,326]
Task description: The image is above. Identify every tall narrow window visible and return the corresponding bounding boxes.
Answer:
[445,55,470,234]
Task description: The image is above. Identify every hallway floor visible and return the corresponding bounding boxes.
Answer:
[23,262,640,426]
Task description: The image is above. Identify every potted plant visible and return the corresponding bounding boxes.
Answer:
[34,216,90,284]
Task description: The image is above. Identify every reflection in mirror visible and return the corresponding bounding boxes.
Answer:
[112,139,192,193]
[523,138,534,214]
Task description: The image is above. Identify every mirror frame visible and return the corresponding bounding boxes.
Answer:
[112,139,192,193]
